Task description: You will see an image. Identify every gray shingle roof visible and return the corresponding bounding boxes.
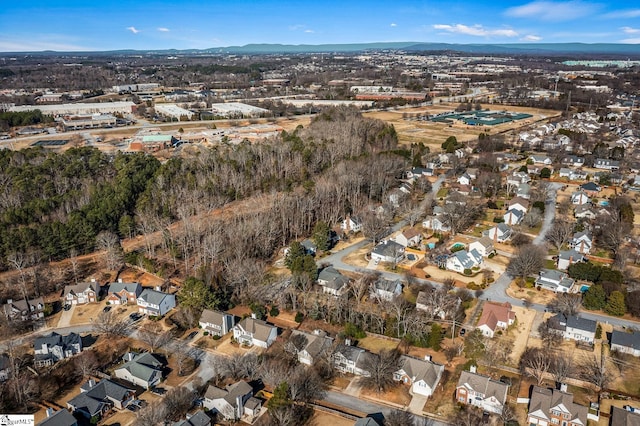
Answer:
[138,288,170,305]
[611,330,640,350]
[566,315,597,333]
[457,370,508,404]
[37,409,77,426]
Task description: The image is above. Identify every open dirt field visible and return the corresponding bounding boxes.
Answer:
[364,104,561,148]
[357,335,400,354]
[310,410,355,426]
[506,306,537,365]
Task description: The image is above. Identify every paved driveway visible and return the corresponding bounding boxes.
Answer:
[57,304,75,328]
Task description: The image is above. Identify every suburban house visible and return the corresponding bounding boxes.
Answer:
[370,277,403,301]
[232,317,278,348]
[113,352,165,389]
[317,267,350,296]
[580,182,601,195]
[333,344,371,376]
[508,197,530,214]
[300,239,317,255]
[469,237,494,258]
[530,155,553,165]
[67,379,135,420]
[548,314,597,344]
[527,385,588,426]
[172,411,212,426]
[395,228,422,248]
[0,353,10,382]
[34,332,83,367]
[557,250,586,270]
[574,204,597,219]
[3,297,45,321]
[569,231,593,254]
[484,224,512,242]
[516,183,532,199]
[394,355,444,398]
[610,330,640,356]
[37,408,78,426]
[562,155,585,167]
[423,209,451,233]
[136,288,176,317]
[594,158,620,170]
[63,279,99,305]
[446,249,483,273]
[341,216,363,233]
[535,269,575,293]
[456,366,509,414]
[570,191,591,205]
[105,280,142,305]
[370,240,405,264]
[507,171,531,186]
[203,381,259,421]
[287,329,334,366]
[199,309,235,337]
[503,208,524,225]
[406,167,434,179]
[611,406,640,426]
[477,302,515,338]
[457,172,472,186]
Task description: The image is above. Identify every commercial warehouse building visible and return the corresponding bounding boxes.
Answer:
[10,101,136,116]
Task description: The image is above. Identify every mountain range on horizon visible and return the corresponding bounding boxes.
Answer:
[4,42,640,57]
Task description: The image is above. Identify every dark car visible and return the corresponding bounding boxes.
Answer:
[150,387,166,396]
[459,328,466,336]
[103,306,111,312]
[63,304,71,311]
[185,331,198,340]
[129,312,142,322]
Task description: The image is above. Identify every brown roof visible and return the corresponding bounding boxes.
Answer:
[457,370,509,403]
[402,228,421,239]
[528,386,588,426]
[477,302,515,332]
[611,406,640,426]
[509,197,530,209]
[237,317,277,343]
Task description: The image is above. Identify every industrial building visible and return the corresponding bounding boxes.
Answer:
[210,102,269,118]
[10,101,136,116]
[60,114,117,131]
[154,104,195,120]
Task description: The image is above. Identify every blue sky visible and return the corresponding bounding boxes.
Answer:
[1,0,640,51]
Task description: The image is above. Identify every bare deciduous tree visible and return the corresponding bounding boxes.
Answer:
[96,230,123,270]
[92,310,130,337]
[506,244,546,279]
[74,350,99,378]
[137,321,172,352]
[579,348,612,394]
[522,207,543,228]
[520,347,551,386]
[550,352,574,384]
[546,219,574,251]
[549,293,582,316]
[359,349,401,393]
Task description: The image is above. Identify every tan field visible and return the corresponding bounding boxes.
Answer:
[364,104,562,149]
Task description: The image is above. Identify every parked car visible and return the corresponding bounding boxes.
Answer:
[185,331,198,340]
[129,312,142,322]
[150,387,166,396]
[103,306,111,312]
[63,304,71,311]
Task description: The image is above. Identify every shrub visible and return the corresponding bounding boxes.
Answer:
[488,252,495,258]
[493,217,504,223]
[212,335,221,340]
[203,331,209,336]
[295,312,304,323]
[463,268,472,276]
[269,306,280,317]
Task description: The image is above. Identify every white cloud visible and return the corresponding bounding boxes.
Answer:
[390,23,397,27]
[0,39,91,52]
[288,24,304,31]
[505,1,599,22]
[622,27,640,34]
[304,29,314,33]
[605,9,640,18]
[126,26,140,34]
[621,38,640,44]
[157,27,170,32]
[522,34,542,41]
[433,24,518,38]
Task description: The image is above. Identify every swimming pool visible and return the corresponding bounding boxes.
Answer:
[580,285,591,293]
[599,200,609,206]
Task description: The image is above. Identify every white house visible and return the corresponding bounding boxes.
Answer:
[483,224,512,242]
[113,352,165,389]
[232,317,278,348]
[341,216,363,233]
[395,228,422,248]
[287,330,334,366]
[34,332,82,367]
[394,355,444,398]
[446,249,483,273]
[63,279,99,305]
[557,250,586,270]
[574,204,597,219]
[569,231,593,254]
[456,367,509,415]
[332,345,371,376]
[477,302,515,338]
[594,158,620,170]
[570,191,590,205]
[457,173,472,186]
[508,197,529,214]
[136,288,176,317]
[548,314,597,344]
[370,278,403,302]
[611,330,640,356]
[370,240,405,264]
[203,381,254,421]
[469,237,494,258]
[199,309,235,337]
[503,208,524,225]
[317,267,350,296]
[530,155,552,165]
[535,269,575,293]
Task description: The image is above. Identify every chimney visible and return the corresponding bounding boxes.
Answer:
[470,365,477,374]
[7,299,12,304]
[424,355,431,362]
[345,338,352,346]
[91,278,96,283]
[46,407,55,418]
[560,383,568,393]
[154,286,161,292]
[118,278,123,283]
[87,379,96,388]
[250,313,257,319]
[236,395,244,419]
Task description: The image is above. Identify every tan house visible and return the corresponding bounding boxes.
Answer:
[63,279,99,305]
[456,366,509,414]
[232,318,277,348]
[527,385,588,426]
[105,280,142,305]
